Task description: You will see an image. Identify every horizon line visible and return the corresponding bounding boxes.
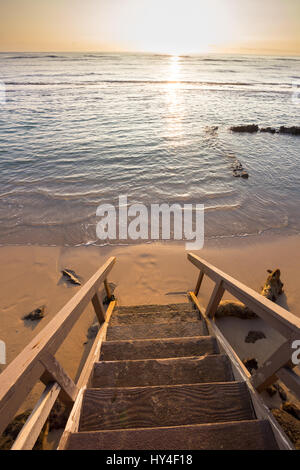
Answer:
[0,50,299,58]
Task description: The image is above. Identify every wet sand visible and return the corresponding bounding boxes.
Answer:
[0,233,299,413]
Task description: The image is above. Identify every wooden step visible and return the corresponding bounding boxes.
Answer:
[106,321,204,341]
[67,419,278,450]
[92,355,234,388]
[110,309,200,326]
[114,303,193,315]
[100,336,219,361]
[78,382,255,432]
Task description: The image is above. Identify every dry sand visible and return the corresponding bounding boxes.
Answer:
[0,233,299,413]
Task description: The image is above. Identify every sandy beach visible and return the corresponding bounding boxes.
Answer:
[1,233,299,380]
[0,228,300,451]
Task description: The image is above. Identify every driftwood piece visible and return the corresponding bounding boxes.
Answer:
[62,269,81,286]
[215,268,283,319]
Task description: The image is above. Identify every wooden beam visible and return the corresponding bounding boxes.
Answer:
[206,279,225,319]
[11,382,60,450]
[92,292,106,324]
[77,300,116,390]
[187,252,300,339]
[251,338,297,392]
[0,256,116,436]
[39,352,78,404]
[194,271,204,297]
[276,367,300,401]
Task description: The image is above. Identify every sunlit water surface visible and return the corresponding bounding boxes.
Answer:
[0,53,299,245]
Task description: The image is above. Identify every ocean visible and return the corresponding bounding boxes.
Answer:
[0,52,299,246]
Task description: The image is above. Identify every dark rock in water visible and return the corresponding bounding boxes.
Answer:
[243,358,258,374]
[62,269,81,286]
[23,306,45,321]
[230,124,259,133]
[232,160,243,171]
[260,127,277,134]
[205,125,218,134]
[245,330,266,344]
[272,408,300,449]
[279,126,300,136]
[231,160,249,179]
[282,402,300,421]
[266,385,277,397]
[0,410,46,450]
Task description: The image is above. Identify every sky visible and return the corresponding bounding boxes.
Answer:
[0,0,299,55]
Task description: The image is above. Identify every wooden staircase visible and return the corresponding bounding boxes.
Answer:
[65,304,278,450]
[1,255,299,450]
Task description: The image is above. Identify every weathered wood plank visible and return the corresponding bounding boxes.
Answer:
[11,382,60,450]
[110,308,199,326]
[79,382,255,432]
[0,256,116,436]
[39,352,78,404]
[106,321,204,341]
[100,336,219,361]
[66,420,279,450]
[92,355,234,388]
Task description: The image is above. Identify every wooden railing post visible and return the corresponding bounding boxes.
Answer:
[92,291,106,324]
[194,271,204,297]
[104,279,113,301]
[206,279,225,319]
